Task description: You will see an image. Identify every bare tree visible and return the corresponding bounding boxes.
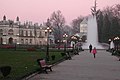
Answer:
[112,4,120,19]
[71,16,83,34]
[64,25,72,36]
[102,4,120,21]
[97,4,120,42]
[50,10,65,44]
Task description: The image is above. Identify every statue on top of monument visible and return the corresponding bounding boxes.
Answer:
[91,0,100,16]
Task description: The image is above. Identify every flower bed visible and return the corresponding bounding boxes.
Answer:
[27,48,36,51]
[0,45,15,49]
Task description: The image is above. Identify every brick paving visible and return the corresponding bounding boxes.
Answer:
[24,50,120,80]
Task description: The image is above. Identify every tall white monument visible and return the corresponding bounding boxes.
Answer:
[82,0,104,49]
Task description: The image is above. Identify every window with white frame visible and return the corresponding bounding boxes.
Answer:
[21,39,24,44]
[0,29,3,35]
[30,39,32,44]
[25,39,28,44]
[8,29,13,35]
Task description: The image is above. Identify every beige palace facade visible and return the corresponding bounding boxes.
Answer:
[0,16,54,46]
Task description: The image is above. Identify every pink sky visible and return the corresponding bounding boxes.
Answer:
[0,0,119,24]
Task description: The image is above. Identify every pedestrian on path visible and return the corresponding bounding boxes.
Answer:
[89,44,92,53]
[92,47,97,58]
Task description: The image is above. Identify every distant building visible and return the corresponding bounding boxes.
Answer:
[0,16,55,46]
[80,17,87,37]
[79,17,88,42]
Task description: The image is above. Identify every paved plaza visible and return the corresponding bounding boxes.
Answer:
[25,50,120,80]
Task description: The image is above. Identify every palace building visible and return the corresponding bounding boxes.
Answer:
[0,15,55,46]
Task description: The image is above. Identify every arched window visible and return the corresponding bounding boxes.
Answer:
[26,31,28,36]
[25,39,28,44]
[20,30,24,36]
[45,32,47,36]
[0,29,3,35]
[21,39,24,44]
[0,37,3,44]
[8,29,13,35]
[30,31,32,36]
[9,37,13,44]
[39,31,42,37]
[39,41,42,45]
[30,39,32,44]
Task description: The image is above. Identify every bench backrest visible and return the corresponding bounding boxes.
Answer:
[39,59,46,67]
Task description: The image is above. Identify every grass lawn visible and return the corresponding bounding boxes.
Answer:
[0,49,64,80]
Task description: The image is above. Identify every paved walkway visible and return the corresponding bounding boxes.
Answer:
[26,50,120,80]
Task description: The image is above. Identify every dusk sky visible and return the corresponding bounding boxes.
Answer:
[0,0,120,24]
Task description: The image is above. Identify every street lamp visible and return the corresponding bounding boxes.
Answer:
[63,33,68,53]
[71,36,76,50]
[45,24,52,62]
[108,39,111,49]
[114,36,119,51]
[14,39,17,51]
[71,36,77,43]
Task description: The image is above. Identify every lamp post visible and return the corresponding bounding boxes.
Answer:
[63,33,68,53]
[108,39,111,50]
[71,36,78,50]
[57,40,60,49]
[71,36,75,50]
[14,39,17,51]
[45,19,52,62]
[114,37,119,51]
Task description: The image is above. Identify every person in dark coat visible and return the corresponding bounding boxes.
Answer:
[89,44,92,53]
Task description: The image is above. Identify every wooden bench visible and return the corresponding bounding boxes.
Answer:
[37,59,52,74]
[65,51,72,60]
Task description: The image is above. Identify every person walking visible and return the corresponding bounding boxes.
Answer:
[92,47,97,58]
[89,44,92,53]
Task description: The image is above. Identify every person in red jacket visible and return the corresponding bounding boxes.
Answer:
[92,47,97,58]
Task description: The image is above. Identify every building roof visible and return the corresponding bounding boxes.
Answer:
[80,17,88,24]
